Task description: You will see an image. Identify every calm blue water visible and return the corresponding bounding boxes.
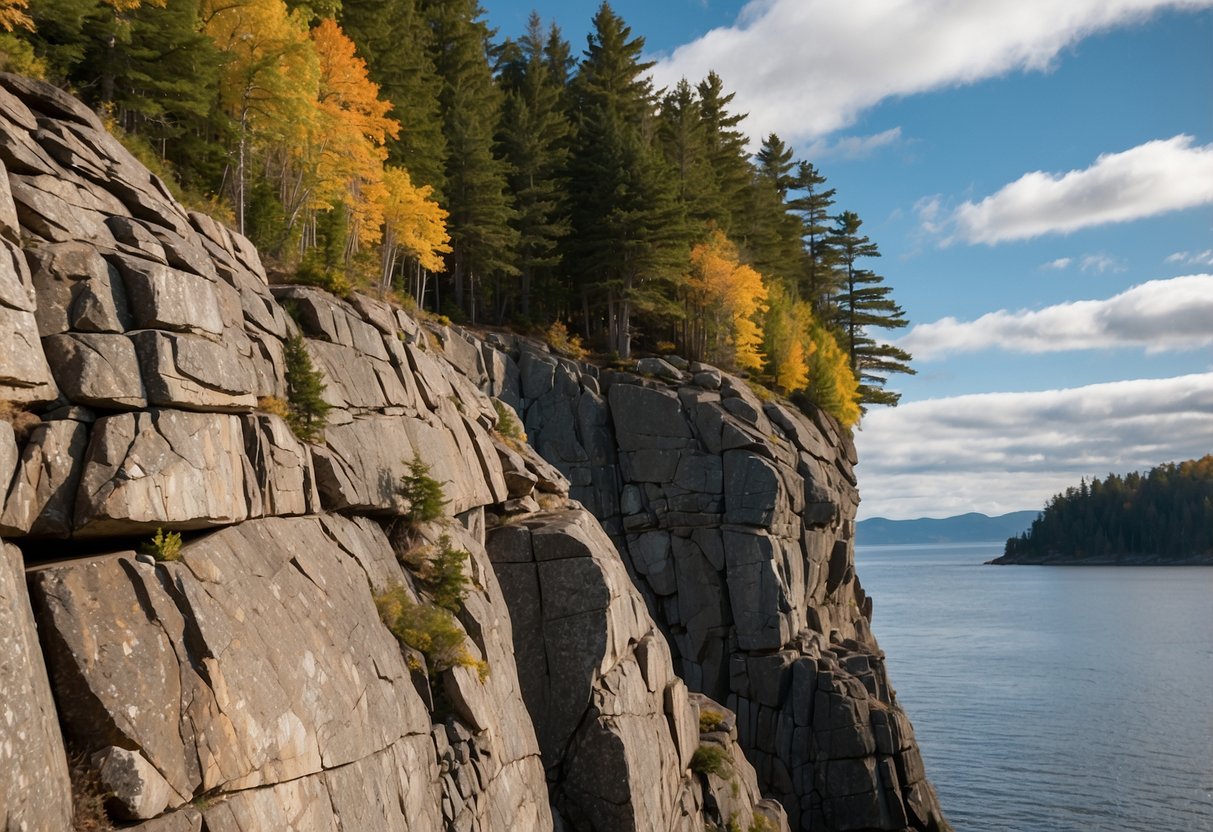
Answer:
[856,543,1213,832]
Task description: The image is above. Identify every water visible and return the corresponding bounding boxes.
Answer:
[855,542,1213,832]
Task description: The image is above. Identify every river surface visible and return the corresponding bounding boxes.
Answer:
[855,542,1213,832]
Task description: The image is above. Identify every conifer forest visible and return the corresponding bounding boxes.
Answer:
[0,0,918,424]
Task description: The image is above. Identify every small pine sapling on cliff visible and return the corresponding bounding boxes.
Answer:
[399,458,447,525]
[283,335,330,443]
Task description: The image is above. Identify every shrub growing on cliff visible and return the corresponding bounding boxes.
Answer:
[141,528,182,562]
[492,399,526,448]
[399,458,447,524]
[283,335,330,443]
[544,320,586,360]
[374,586,487,681]
[689,743,732,778]
[698,708,727,733]
[425,535,469,612]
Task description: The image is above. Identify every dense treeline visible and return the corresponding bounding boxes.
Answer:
[1004,456,1213,560]
[0,0,915,423]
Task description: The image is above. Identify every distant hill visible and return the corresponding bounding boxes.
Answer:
[857,511,1038,545]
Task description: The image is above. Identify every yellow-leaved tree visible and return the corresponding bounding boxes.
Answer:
[682,228,768,371]
[203,0,318,237]
[378,165,451,301]
[301,18,398,257]
[763,280,860,427]
[805,322,860,427]
[764,281,814,393]
[0,0,31,32]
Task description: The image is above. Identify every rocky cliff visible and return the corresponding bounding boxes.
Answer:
[0,74,947,832]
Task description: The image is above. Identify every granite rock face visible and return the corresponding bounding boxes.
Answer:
[0,75,946,832]
[485,343,951,832]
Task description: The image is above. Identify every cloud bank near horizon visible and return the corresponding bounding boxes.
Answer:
[650,0,1213,143]
[899,275,1213,359]
[854,373,1213,520]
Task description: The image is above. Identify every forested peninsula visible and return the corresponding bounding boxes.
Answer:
[0,0,914,428]
[991,456,1213,565]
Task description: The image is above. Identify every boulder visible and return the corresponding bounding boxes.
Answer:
[243,413,319,517]
[1,418,88,536]
[132,330,257,412]
[111,253,225,336]
[0,302,57,400]
[29,517,428,801]
[0,235,31,311]
[73,409,255,535]
[0,543,73,831]
[43,332,146,409]
[26,240,129,336]
[636,356,683,382]
[608,383,693,451]
[93,746,174,820]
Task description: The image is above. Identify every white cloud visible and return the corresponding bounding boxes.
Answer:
[1079,254,1126,273]
[900,274,1213,359]
[854,373,1213,519]
[1039,254,1126,272]
[947,136,1213,244]
[1167,249,1213,266]
[650,0,1213,143]
[802,127,903,161]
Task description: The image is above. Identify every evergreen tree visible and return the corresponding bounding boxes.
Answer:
[421,0,517,321]
[497,13,569,321]
[283,333,330,443]
[740,133,803,286]
[830,210,914,407]
[565,2,686,356]
[340,0,447,195]
[755,133,796,197]
[788,161,838,314]
[695,71,751,235]
[657,78,716,232]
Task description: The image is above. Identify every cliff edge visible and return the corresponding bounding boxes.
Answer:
[0,74,947,832]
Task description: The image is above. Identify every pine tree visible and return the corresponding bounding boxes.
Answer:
[831,210,914,407]
[741,133,804,287]
[283,333,330,443]
[788,161,838,314]
[565,2,687,356]
[497,13,570,321]
[339,0,447,195]
[695,72,752,236]
[421,0,517,321]
[657,79,716,233]
[755,133,796,197]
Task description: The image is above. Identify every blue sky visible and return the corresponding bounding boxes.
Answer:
[487,1,1213,519]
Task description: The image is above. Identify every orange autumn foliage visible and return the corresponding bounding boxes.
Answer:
[308,18,399,248]
[683,229,768,371]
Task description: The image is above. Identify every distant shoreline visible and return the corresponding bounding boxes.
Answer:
[986,552,1213,566]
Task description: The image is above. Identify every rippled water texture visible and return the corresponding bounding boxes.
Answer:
[856,543,1213,832]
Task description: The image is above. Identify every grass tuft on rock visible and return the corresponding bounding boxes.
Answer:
[689,743,732,778]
